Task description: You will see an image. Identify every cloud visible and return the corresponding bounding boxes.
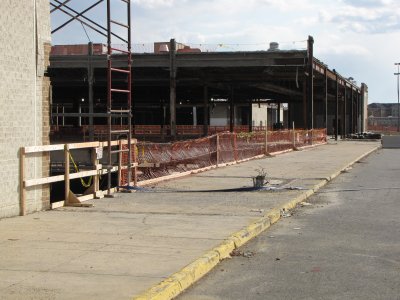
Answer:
[340,0,394,8]
[320,0,400,33]
[132,0,183,9]
[320,43,371,56]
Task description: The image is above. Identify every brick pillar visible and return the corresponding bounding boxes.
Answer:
[41,42,52,209]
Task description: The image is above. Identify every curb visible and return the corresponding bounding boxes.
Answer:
[133,145,380,300]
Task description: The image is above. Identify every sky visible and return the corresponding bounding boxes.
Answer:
[51,0,400,103]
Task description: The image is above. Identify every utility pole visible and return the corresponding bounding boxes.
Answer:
[395,63,400,132]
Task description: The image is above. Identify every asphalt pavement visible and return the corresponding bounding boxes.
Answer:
[179,148,400,300]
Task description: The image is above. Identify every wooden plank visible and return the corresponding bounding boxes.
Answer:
[77,194,94,202]
[51,201,64,209]
[24,139,137,154]
[19,148,26,216]
[100,140,123,148]
[52,186,120,210]
[25,175,65,187]
[69,141,100,150]
[64,144,70,206]
[92,148,100,196]
[69,170,99,180]
[25,164,102,187]
[65,191,93,207]
[24,144,64,153]
[100,166,119,173]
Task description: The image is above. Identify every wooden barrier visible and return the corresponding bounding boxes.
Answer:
[20,139,138,215]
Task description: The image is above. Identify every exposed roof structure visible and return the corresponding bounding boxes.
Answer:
[49,37,368,138]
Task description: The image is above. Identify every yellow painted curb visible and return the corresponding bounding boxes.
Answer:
[133,216,272,300]
[228,217,271,248]
[213,239,235,260]
[133,145,381,300]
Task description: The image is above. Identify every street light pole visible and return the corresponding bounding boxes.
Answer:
[395,63,400,132]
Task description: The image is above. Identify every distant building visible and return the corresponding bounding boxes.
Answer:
[368,103,399,128]
[368,103,398,117]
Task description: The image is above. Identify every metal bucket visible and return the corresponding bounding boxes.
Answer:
[252,176,265,188]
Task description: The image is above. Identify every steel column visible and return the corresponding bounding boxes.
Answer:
[307,36,314,130]
[325,69,328,130]
[87,42,94,141]
[203,84,209,136]
[335,72,339,141]
[169,38,177,138]
[229,87,234,132]
[344,86,347,138]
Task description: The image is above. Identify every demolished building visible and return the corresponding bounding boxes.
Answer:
[49,37,368,142]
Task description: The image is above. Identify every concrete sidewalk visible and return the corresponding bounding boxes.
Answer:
[0,141,380,300]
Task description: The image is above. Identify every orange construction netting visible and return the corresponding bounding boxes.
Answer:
[120,129,327,185]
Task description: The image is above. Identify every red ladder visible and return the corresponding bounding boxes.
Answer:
[106,0,135,196]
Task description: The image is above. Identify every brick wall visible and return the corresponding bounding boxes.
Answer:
[0,0,51,218]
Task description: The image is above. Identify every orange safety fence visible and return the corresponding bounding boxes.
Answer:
[120,129,327,185]
[120,135,217,184]
[267,130,292,153]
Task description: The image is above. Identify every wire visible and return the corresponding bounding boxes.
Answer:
[80,21,92,42]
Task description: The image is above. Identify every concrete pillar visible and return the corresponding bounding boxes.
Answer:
[277,102,281,125]
[361,83,368,132]
[193,107,197,126]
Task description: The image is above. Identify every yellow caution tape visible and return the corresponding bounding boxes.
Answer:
[68,151,93,188]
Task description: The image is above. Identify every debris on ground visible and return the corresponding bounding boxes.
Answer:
[268,179,284,186]
[342,167,353,173]
[299,202,312,207]
[230,249,255,258]
[286,186,306,190]
[347,132,382,140]
[280,208,292,218]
